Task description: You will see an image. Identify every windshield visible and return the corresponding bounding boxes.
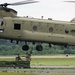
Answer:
[0,19,5,32]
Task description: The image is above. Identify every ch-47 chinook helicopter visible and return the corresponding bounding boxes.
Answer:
[0,0,75,51]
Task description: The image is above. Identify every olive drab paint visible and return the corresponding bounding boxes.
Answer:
[1,17,75,46]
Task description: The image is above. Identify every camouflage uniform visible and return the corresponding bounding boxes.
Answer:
[16,54,22,61]
[25,53,31,62]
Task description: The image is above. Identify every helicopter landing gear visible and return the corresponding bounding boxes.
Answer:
[22,42,43,51]
[49,43,52,48]
[36,44,43,51]
[22,45,29,51]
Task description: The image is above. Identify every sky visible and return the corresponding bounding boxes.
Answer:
[0,0,75,21]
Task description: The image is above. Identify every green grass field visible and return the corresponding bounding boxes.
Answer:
[0,72,34,75]
[0,72,71,75]
[31,58,75,66]
[0,56,75,75]
[0,56,75,66]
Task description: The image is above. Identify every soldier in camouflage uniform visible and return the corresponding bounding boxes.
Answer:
[16,54,22,61]
[25,53,31,62]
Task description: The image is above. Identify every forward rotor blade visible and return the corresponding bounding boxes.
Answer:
[9,0,39,6]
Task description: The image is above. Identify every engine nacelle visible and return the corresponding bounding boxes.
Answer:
[0,7,17,18]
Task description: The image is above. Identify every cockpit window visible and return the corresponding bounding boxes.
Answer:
[0,19,5,32]
[1,21,4,26]
[0,29,4,32]
[0,19,5,26]
[0,19,3,25]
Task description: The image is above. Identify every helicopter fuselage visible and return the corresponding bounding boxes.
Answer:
[0,17,75,48]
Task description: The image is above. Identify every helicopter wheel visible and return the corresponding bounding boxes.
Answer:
[36,45,43,51]
[22,45,29,51]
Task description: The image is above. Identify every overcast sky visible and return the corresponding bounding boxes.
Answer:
[0,0,75,21]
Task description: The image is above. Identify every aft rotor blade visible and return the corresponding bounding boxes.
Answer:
[64,1,75,3]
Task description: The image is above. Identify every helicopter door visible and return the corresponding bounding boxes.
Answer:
[0,19,5,32]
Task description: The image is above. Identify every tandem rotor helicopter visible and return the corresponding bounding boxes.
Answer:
[0,0,75,51]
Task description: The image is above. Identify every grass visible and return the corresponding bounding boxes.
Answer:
[0,56,74,75]
[0,72,35,75]
[48,74,70,75]
[0,57,75,66]
[31,58,75,66]
[0,72,71,75]
[49,74,71,75]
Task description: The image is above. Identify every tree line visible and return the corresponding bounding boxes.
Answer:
[0,39,75,55]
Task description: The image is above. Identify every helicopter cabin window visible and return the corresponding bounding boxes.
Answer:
[49,27,53,32]
[33,26,37,31]
[65,29,69,34]
[14,23,21,30]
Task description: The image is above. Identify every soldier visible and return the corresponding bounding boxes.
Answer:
[16,54,22,61]
[25,52,31,62]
